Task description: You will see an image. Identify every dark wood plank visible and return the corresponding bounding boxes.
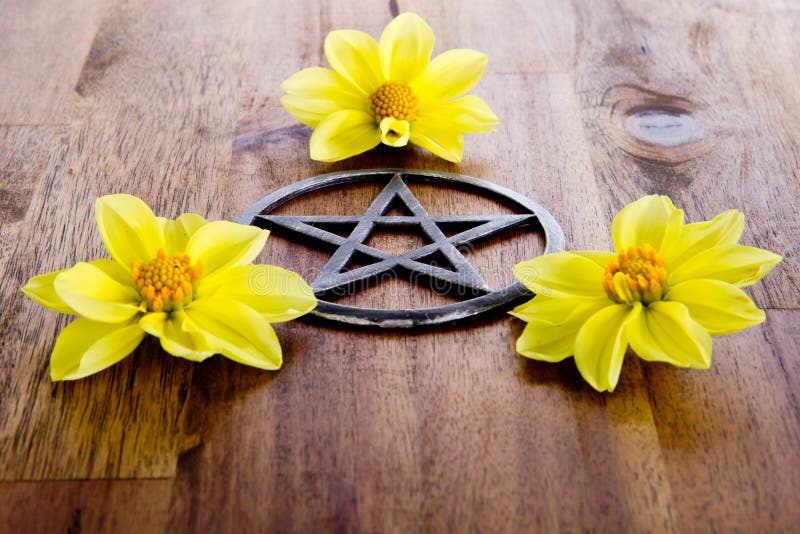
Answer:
[0,480,173,533]
[2,312,797,531]
[144,321,678,533]
[646,309,800,531]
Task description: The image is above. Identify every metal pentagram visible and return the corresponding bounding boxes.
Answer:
[238,169,565,327]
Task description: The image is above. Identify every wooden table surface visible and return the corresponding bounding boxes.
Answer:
[2,1,799,532]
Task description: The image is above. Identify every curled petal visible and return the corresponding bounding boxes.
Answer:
[199,265,317,323]
[669,244,782,287]
[54,262,142,323]
[627,301,712,368]
[379,12,435,84]
[50,317,144,380]
[379,117,411,146]
[512,252,606,298]
[185,221,268,278]
[574,303,640,392]
[511,295,610,362]
[95,194,165,270]
[666,279,766,335]
[415,95,499,134]
[612,195,683,254]
[413,49,488,102]
[309,110,381,162]
[184,297,283,370]
[324,30,383,94]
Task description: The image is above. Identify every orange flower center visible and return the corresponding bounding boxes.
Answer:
[370,82,417,122]
[131,249,202,312]
[601,244,667,304]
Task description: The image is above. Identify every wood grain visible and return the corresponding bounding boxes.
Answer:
[0,0,798,531]
[571,0,800,308]
[0,0,104,124]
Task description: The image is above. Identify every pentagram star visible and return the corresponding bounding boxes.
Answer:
[253,173,538,298]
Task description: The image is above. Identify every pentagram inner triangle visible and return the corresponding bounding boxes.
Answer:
[382,196,414,216]
[253,173,539,299]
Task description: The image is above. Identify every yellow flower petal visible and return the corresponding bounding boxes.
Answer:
[280,95,335,130]
[415,95,499,134]
[413,49,488,102]
[664,209,743,269]
[309,109,381,162]
[512,252,606,298]
[95,194,165,271]
[184,297,283,370]
[666,279,766,335]
[669,244,782,287]
[280,67,369,127]
[511,295,610,362]
[139,311,214,361]
[571,250,616,269]
[54,262,142,323]
[281,67,367,101]
[408,122,464,162]
[185,221,268,278]
[324,30,383,94]
[379,117,411,146]
[22,269,77,314]
[612,195,683,253]
[510,294,609,324]
[160,213,208,255]
[50,317,144,380]
[90,257,134,286]
[379,12,434,84]
[516,322,572,363]
[199,265,317,323]
[627,301,711,368]
[574,303,640,392]
[22,258,134,315]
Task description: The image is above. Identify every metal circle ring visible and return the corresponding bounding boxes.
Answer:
[238,169,565,328]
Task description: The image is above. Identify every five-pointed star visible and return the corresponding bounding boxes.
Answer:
[253,174,537,297]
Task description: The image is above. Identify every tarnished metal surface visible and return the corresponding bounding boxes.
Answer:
[238,170,564,327]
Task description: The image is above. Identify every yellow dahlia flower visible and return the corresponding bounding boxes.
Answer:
[280,12,499,163]
[511,195,781,392]
[22,194,316,380]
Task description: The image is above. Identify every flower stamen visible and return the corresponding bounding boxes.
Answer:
[601,244,667,304]
[370,82,417,122]
[131,249,202,312]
